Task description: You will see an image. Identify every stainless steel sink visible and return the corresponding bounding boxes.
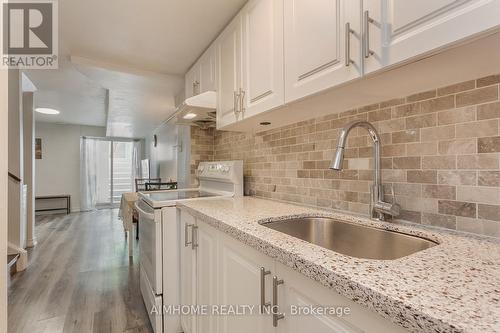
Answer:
[261,217,438,260]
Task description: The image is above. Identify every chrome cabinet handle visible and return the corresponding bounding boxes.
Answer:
[191,225,199,249]
[345,23,354,67]
[272,276,284,327]
[239,88,245,115]
[184,223,193,247]
[364,10,375,58]
[260,267,271,314]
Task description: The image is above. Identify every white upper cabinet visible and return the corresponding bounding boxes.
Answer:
[185,65,201,98]
[241,0,284,119]
[199,45,216,93]
[216,14,242,129]
[364,0,500,73]
[284,0,362,103]
[185,45,216,98]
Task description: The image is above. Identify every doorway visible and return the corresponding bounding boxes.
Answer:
[81,137,140,210]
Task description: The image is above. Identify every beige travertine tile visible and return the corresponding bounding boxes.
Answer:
[457,186,500,204]
[422,156,456,169]
[380,98,405,108]
[438,170,477,186]
[368,108,392,122]
[456,217,500,237]
[392,103,420,118]
[455,120,498,138]
[456,85,498,107]
[478,204,500,222]
[398,210,422,223]
[437,80,475,96]
[457,154,499,169]
[407,170,437,184]
[407,142,438,156]
[438,200,477,218]
[478,171,500,187]
[438,138,477,155]
[478,136,500,153]
[393,183,422,197]
[392,129,420,143]
[477,101,500,120]
[422,212,457,229]
[393,157,421,169]
[422,184,456,200]
[381,144,406,157]
[347,158,370,170]
[357,103,380,113]
[437,106,475,125]
[406,113,437,129]
[421,125,455,142]
[381,169,406,182]
[420,95,455,113]
[476,74,500,87]
[407,89,436,102]
[377,118,405,133]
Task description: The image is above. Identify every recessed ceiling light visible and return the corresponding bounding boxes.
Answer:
[36,108,60,115]
[183,113,197,120]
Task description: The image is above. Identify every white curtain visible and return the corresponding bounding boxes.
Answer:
[131,140,141,191]
[80,137,98,211]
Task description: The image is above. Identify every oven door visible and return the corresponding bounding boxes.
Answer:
[135,199,162,294]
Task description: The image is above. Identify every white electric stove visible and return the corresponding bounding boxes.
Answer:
[135,161,243,333]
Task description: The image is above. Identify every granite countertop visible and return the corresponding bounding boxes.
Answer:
[177,196,500,333]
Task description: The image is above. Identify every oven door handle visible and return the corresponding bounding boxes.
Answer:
[134,202,155,220]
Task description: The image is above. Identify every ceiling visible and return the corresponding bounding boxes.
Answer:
[26,0,246,137]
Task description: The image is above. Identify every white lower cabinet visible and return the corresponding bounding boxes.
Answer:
[274,263,408,333]
[179,211,196,333]
[195,221,218,333]
[217,232,275,333]
[179,210,409,333]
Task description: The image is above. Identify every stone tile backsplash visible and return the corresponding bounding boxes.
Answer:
[193,74,500,238]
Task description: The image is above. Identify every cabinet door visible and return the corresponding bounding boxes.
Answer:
[185,65,201,98]
[195,221,219,333]
[180,211,196,333]
[216,14,242,129]
[218,233,275,333]
[381,0,500,68]
[199,46,216,93]
[241,0,284,119]
[284,0,361,103]
[275,262,408,333]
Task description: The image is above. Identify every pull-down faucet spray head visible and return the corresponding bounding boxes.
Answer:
[330,147,345,170]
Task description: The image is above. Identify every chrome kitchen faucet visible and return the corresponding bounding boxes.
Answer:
[330,120,400,221]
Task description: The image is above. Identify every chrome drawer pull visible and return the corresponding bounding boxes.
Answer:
[184,223,193,247]
[364,10,375,58]
[260,267,271,314]
[191,225,199,249]
[272,276,284,327]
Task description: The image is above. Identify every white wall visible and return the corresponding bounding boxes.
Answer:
[35,122,106,212]
[0,68,8,333]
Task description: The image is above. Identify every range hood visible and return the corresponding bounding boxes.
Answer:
[173,91,217,129]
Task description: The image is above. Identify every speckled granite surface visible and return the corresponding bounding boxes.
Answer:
[177,197,500,333]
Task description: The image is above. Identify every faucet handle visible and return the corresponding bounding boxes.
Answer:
[390,183,396,204]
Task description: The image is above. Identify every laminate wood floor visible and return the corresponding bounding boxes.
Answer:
[8,209,153,333]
